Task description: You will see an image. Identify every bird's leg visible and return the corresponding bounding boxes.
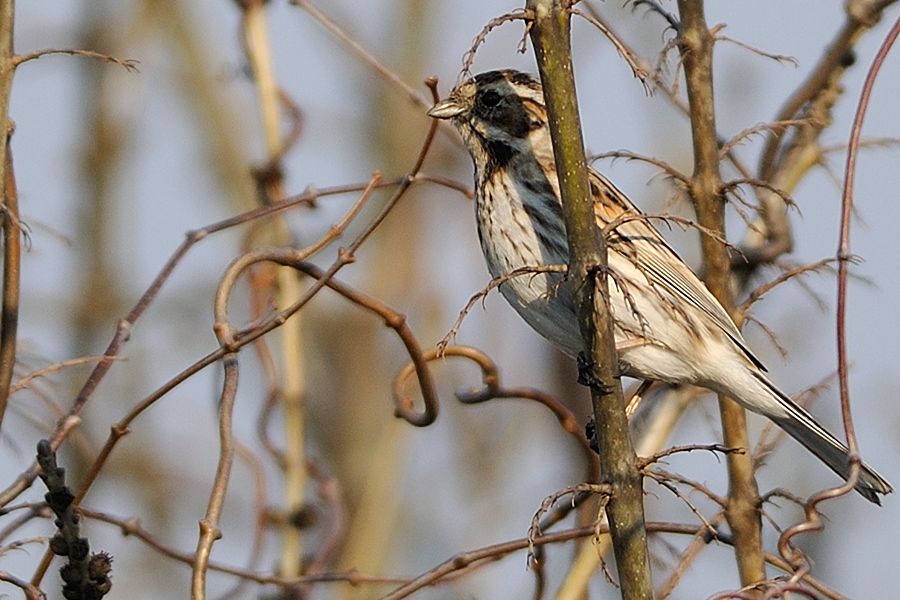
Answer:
[584,417,598,454]
[576,352,613,393]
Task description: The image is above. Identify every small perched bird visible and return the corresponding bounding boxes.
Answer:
[428,69,892,503]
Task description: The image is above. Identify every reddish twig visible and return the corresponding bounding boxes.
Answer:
[778,11,900,572]
[394,345,598,478]
[192,352,239,600]
[2,80,445,510]
[79,507,408,587]
[0,149,20,430]
[0,179,392,509]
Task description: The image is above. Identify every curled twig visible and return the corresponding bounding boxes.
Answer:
[3,80,445,517]
[394,345,598,476]
[292,263,439,426]
[527,483,612,567]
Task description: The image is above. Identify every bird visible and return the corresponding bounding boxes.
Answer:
[427,69,891,504]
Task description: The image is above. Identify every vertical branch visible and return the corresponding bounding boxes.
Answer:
[192,354,239,600]
[777,17,900,567]
[675,0,764,589]
[0,0,14,431]
[243,1,283,160]
[526,1,653,598]
[837,14,900,469]
[0,146,18,430]
[240,0,309,583]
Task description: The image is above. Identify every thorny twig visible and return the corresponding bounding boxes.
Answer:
[638,443,743,469]
[592,150,690,185]
[713,31,799,66]
[528,484,613,578]
[437,265,567,352]
[644,471,720,534]
[736,258,835,316]
[0,0,896,593]
[570,7,652,89]
[460,10,531,78]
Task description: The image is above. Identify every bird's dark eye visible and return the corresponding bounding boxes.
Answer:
[479,90,502,108]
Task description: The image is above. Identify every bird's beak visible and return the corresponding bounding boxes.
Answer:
[427,98,465,119]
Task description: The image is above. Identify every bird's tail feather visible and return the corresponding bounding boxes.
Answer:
[753,372,892,504]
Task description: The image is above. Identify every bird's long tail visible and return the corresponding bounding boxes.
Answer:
[753,372,892,504]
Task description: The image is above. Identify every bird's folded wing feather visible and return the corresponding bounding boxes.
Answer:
[589,170,766,371]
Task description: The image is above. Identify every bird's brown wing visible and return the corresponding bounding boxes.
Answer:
[589,169,766,371]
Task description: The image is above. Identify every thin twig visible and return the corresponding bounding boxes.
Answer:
[191,352,238,600]
[0,171,443,510]
[778,10,900,572]
[79,507,407,587]
[460,10,531,79]
[292,0,435,112]
[570,8,652,88]
[215,440,269,600]
[12,48,139,70]
[394,345,598,477]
